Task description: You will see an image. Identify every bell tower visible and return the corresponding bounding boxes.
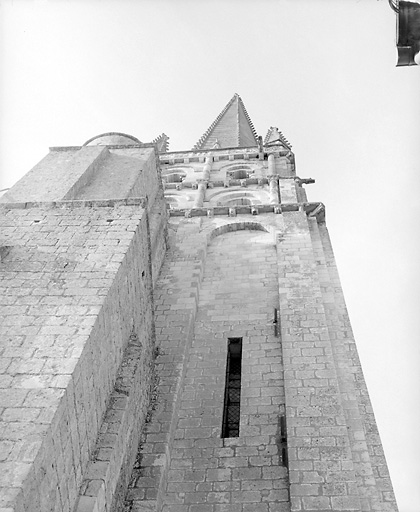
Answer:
[0,95,399,512]
[122,94,399,511]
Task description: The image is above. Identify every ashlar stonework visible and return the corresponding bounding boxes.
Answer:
[0,94,398,512]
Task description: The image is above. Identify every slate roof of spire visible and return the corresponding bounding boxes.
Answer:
[193,94,258,150]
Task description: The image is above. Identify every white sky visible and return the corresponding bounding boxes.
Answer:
[0,1,419,510]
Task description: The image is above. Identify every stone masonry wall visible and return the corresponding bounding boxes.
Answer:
[0,147,108,204]
[123,216,291,512]
[1,145,161,209]
[70,148,159,204]
[123,218,208,512]
[161,226,290,511]
[277,210,363,511]
[308,218,381,511]
[0,196,397,512]
[0,200,165,512]
[312,221,398,512]
[121,210,397,512]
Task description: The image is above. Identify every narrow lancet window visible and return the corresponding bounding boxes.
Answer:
[280,415,288,467]
[222,337,243,438]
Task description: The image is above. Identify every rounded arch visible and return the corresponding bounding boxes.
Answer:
[163,165,194,173]
[164,194,181,208]
[162,165,194,183]
[217,191,262,206]
[162,171,187,184]
[83,132,141,146]
[220,162,256,180]
[220,163,255,172]
[207,221,269,243]
[230,169,248,180]
[208,189,269,207]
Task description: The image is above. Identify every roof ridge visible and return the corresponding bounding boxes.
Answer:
[238,95,258,146]
[193,95,237,150]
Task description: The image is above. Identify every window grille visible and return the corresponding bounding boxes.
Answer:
[280,415,288,467]
[222,338,243,438]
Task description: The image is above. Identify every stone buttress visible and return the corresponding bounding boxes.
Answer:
[0,136,167,512]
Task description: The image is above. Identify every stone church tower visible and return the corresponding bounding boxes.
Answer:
[0,95,398,512]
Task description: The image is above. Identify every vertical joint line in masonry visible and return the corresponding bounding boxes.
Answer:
[221,337,243,438]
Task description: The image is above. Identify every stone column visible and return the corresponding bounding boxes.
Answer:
[202,155,212,181]
[268,175,280,204]
[193,180,207,208]
[194,155,212,208]
[268,153,276,175]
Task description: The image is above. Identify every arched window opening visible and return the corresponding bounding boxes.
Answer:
[163,173,185,184]
[230,170,248,180]
[164,195,180,208]
[224,197,252,206]
[215,191,261,207]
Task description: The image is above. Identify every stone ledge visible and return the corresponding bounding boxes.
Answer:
[165,176,307,190]
[168,202,325,221]
[50,143,156,152]
[0,198,148,210]
[159,147,292,164]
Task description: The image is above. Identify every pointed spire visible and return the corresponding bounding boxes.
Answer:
[193,93,258,150]
[264,127,292,149]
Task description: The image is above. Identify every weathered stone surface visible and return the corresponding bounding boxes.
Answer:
[0,97,398,512]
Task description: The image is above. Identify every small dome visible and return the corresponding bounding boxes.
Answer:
[83,132,141,146]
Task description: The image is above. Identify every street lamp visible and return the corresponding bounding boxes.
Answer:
[390,0,420,66]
